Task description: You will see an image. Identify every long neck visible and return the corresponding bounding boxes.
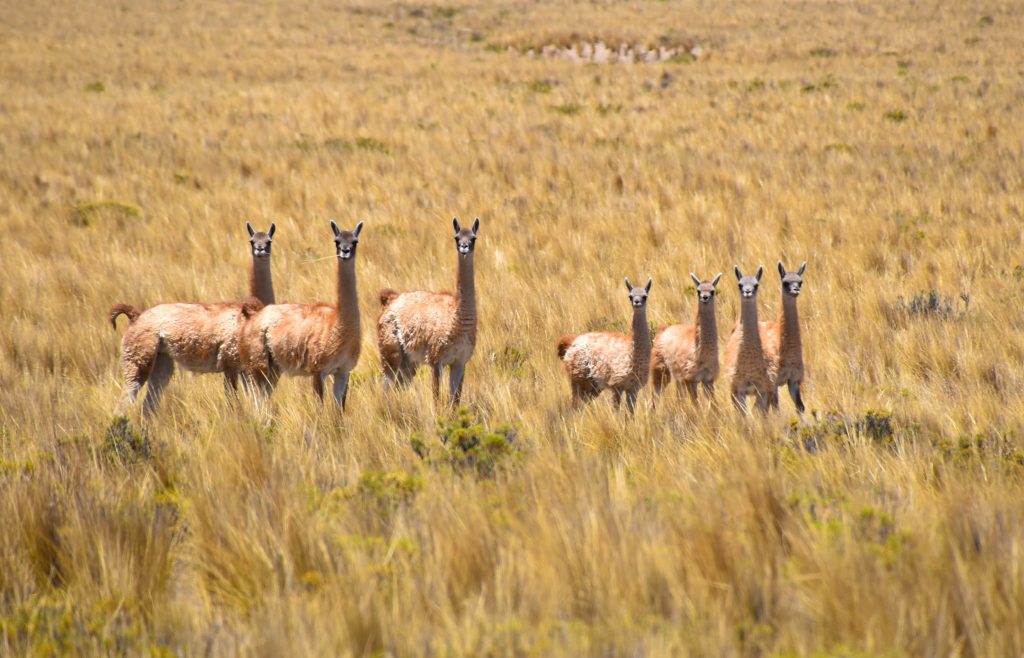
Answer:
[456,253,476,334]
[631,306,651,376]
[249,256,274,305]
[335,258,359,336]
[695,299,718,356]
[779,294,801,354]
[739,298,763,352]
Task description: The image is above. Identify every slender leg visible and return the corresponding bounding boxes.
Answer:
[248,368,278,418]
[789,381,805,414]
[448,363,465,406]
[571,380,583,406]
[432,364,442,401]
[114,334,156,415]
[755,390,774,413]
[312,373,325,401]
[223,371,239,395]
[142,353,175,417]
[332,371,350,410]
[702,381,715,401]
[238,372,252,397]
[115,362,147,415]
[732,391,747,412]
[380,342,405,390]
[650,362,669,404]
[611,390,622,409]
[625,390,638,414]
[685,381,699,402]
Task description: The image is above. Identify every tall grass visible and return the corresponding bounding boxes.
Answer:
[2,0,1023,654]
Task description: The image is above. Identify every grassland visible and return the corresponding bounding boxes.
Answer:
[2,0,1024,655]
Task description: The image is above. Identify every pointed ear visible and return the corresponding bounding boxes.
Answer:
[777,261,786,278]
[798,261,807,275]
[452,217,461,233]
[645,278,653,292]
[330,220,341,237]
[624,277,633,292]
[690,273,701,287]
[712,272,723,287]
[472,217,480,234]
[247,222,255,238]
[755,265,764,281]
[268,223,276,239]
[734,266,743,280]
[353,221,364,238]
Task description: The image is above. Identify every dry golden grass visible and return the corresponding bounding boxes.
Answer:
[2,0,1024,654]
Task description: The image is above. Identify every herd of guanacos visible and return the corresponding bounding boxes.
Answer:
[109,218,806,418]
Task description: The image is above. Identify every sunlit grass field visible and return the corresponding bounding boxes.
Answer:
[2,0,1024,654]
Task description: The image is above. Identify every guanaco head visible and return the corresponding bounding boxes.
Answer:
[624,277,653,308]
[331,220,364,261]
[247,222,276,258]
[777,261,806,297]
[734,265,763,300]
[690,272,723,304]
[453,217,480,256]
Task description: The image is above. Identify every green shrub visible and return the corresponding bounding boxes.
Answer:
[102,416,152,463]
[551,103,582,116]
[350,470,422,514]
[411,408,521,478]
[491,344,529,376]
[527,79,554,94]
[883,109,908,123]
[933,433,1024,468]
[791,409,897,450]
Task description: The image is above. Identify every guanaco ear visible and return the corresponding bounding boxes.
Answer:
[777,261,786,278]
[712,272,723,287]
[330,220,341,237]
[798,261,807,275]
[624,277,633,292]
[268,223,276,239]
[471,217,480,234]
[734,266,743,280]
[645,278,653,293]
[353,221,364,238]
[690,273,701,287]
[452,217,461,233]
[755,265,764,281]
[247,222,255,238]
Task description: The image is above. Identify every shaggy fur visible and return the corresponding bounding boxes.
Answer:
[240,221,362,409]
[723,266,777,412]
[650,272,721,402]
[559,278,652,413]
[377,218,479,404]
[760,261,807,413]
[109,224,277,416]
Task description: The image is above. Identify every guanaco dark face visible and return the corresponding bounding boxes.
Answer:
[778,261,807,298]
[691,272,723,304]
[624,277,653,308]
[734,265,764,300]
[331,220,364,261]
[247,222,276,258]
[453,217,480,256]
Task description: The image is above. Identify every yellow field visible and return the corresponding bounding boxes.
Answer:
[2,0,1024,654]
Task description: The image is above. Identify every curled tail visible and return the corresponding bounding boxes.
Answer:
[109,303,141,329]
[556,334,577,359]
[379,288,400,307]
